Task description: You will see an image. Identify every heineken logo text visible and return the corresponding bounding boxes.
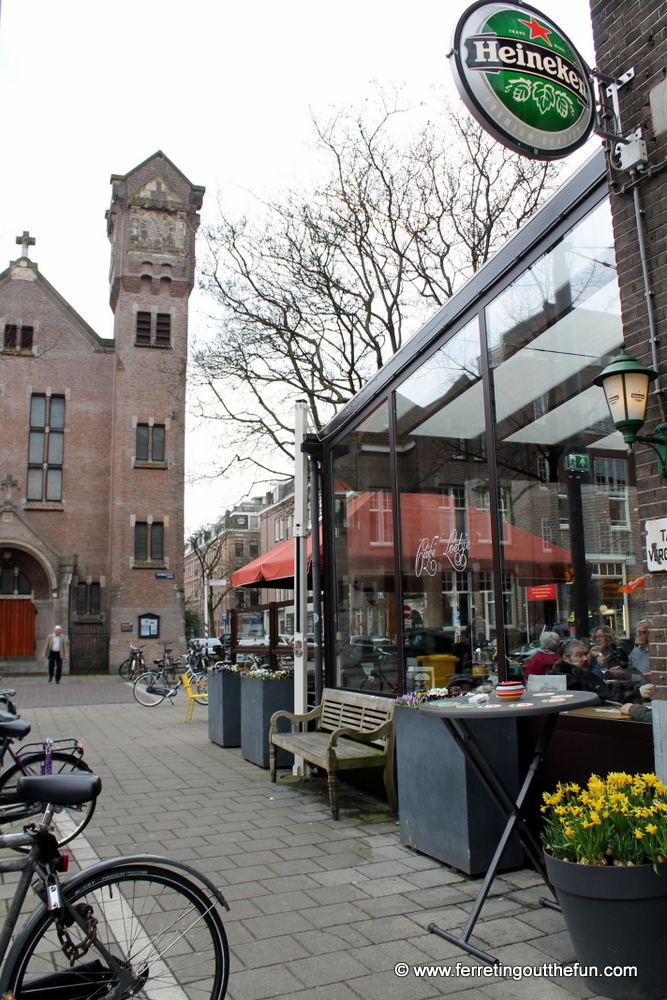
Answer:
[464,37,586,99]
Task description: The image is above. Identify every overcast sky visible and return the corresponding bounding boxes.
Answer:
[0,0,599,531]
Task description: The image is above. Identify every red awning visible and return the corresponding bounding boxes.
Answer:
[232,535,315,589]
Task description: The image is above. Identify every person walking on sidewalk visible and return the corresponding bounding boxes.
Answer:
[44,626,68,684]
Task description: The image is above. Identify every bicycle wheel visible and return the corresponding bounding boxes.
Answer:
[118,657,132,679]
[0,752,95,848]
[133,671,173,707]
[190,670,209,706]
[6,861,229,1000]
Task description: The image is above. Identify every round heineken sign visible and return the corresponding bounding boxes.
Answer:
[451,1,595,159]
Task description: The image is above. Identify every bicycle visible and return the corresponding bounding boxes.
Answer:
[133,660,208,708]
[0,720,94,848]
[117,644,146,680]
[0,771,230,998]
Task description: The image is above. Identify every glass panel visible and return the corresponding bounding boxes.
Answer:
[46,468,62,501]
[28,432,44,465]
[48,432,64,465]
[90,583,101,615]
[485,197,644,660]
[395,318,493,692]
[152,425,165,461]
[17,571,31,595]
[26,468,43,500]
[151,523,164,561]
[134,523,148,561]
[77,583,87,615]
[136,425,149,461]
[30,396,46,428]
[49,397,65,429]
[332,400,396,691]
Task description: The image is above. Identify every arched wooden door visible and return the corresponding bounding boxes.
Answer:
[0,599,36,657]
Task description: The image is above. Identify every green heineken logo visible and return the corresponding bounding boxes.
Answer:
[451,2,595,159]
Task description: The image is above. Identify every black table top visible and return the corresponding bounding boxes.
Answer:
[418,690,600,720]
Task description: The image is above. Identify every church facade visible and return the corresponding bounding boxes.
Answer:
[0,152,203,673]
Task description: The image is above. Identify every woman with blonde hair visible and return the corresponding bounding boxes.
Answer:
[588,624,627,676]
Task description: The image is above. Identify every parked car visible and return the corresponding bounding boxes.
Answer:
[189,637,224,658]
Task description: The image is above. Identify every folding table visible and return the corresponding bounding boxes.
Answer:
[419,689,599,964]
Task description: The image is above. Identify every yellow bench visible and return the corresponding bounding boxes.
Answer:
[180,674,208,722]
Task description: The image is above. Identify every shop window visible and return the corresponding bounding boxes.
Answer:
[26,394,65,502]
[595,458,629,530]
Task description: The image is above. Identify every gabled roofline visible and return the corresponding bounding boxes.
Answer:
[110,150,205,196]
[0,263,114,350]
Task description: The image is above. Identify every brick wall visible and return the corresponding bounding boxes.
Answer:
[591,0,667,666]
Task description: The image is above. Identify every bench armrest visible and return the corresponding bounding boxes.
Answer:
[329,719,393,747]
[270,704,322,735]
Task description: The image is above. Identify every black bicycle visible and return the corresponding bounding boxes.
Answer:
[0,770,230,999]
[118,644,146,680]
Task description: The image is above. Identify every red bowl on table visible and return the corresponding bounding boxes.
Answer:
[495,681,525,702]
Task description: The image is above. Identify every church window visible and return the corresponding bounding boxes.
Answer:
[136,312,151,344]
[27,394,65,502]
[135,424,166,463]
[3,324,33,352]
[156,314,171,345]
[76,581,101,616]
[134,522,165,563]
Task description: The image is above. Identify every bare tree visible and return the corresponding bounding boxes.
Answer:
[187,528,236,636]
[194,92,559,473]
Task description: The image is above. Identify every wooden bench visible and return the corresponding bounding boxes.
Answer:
[180,674,208,723]
[269,688,397,820]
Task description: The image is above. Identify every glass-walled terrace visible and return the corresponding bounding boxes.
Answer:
[326,186,645,695]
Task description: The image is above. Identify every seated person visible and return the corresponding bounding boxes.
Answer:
[523,631,560,681]
[588,625,628,677]
[620,683,654,722]
[552,639,611,703]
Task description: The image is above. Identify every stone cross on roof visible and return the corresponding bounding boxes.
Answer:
[15,231,35,258]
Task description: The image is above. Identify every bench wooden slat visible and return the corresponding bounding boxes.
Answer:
[269,687,396,819]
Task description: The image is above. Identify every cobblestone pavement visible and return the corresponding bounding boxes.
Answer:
[0,678,603,1000]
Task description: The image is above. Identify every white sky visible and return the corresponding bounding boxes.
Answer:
[0,0,599,532]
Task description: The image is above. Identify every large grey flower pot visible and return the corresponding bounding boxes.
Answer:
[395,704,522,875]
[241,676,294,769]
[208,671,241,748]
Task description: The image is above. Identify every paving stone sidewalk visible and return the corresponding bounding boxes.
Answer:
[5,681,604,1000]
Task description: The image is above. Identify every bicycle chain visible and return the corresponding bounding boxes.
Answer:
[56,905,98,966]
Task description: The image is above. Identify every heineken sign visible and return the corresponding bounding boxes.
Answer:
[451,1,595,159]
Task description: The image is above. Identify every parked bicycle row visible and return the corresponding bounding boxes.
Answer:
[0,680,230,997]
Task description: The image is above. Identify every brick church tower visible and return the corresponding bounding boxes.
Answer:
[106,153,204,663]
[0,153,203,672]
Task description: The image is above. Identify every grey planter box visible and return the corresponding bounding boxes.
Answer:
[208,671,241,748]
[241,676,294,769]
[395,704,522,875]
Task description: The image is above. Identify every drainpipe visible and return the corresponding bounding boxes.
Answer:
[629,173,666,421]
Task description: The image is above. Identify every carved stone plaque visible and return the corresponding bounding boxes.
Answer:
[129,209,186,255]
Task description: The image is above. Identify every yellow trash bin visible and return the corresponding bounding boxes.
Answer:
[417,654,459,688]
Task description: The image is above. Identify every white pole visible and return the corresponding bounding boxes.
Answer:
[203,570,209,638]
[293,401,309,775]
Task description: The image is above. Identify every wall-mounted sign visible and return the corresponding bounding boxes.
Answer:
[138,613,160,638]
[450,1,595,159]
[645,518,667,572]
[565,454,589,472]
[120,623,133,633]
[526,584,557,600]
[155,572,175,579]
[208,579,230,587]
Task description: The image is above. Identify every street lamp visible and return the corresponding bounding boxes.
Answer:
[594,345,667,475]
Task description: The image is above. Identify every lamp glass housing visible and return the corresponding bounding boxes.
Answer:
[602,370,650,425]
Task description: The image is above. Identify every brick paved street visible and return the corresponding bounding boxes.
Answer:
[0,677,603,1000]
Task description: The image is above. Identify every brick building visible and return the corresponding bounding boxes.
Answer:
[184,500,263,636]
[590,0,667,669]
[0,152,203,672]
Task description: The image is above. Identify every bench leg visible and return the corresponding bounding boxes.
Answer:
[270,741,277,783]
[184,698,195,723]
[383,762,397,814]
[328,771,339,820]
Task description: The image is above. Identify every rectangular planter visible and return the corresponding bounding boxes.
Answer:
[241,676,294,769]
[395,704,522,875]
[208,671,242,748]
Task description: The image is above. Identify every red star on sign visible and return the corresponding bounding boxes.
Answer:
[518,16,553,44]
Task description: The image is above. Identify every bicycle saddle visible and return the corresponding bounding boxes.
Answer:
[16,773,102,805]
[0,717,30,739]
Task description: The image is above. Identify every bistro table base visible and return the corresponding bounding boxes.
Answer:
[419,691,599,964]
